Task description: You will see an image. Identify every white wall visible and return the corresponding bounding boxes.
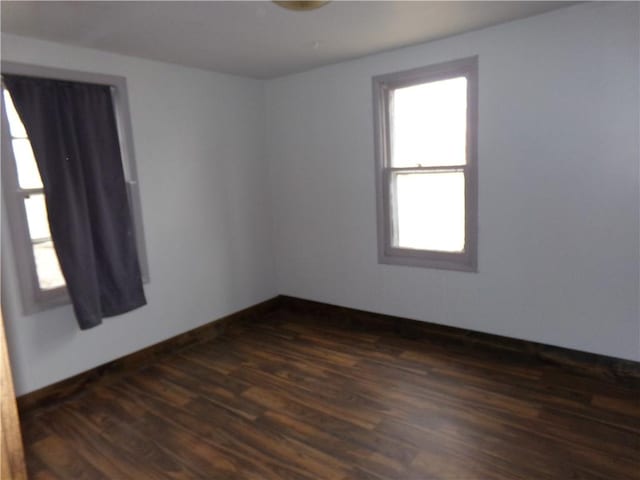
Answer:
[2,3,638,397]
[1,34,276,395]
[266,2,640,361]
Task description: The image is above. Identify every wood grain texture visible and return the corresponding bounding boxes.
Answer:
[17,296,281,413]
[21,307,640,479]
[280,296,640,385]
[18,295,640,418]
[0,307,27,480]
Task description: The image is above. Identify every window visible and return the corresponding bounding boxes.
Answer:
[3,88,66,294]
[373,56,478,272]
[1,62,149,314]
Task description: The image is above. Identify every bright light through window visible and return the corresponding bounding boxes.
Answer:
[390,77,467,253]
[3,87,66,290]
[374,57,477,271]
[392,77,467,168]
[395,171,465,252]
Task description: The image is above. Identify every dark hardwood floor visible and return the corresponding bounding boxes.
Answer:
[21,309,640,479]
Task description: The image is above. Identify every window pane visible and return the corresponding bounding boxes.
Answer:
[33,241,65,290]
[394,171,465,252]
[391,77,467,167]
[24,194,51,241]
[12,138,43,189]
[3,88,27,138]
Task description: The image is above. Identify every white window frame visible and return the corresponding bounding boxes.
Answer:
[372,56,478,272]
[1,61,149,315]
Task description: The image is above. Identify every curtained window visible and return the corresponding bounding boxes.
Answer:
[1,63,148,330]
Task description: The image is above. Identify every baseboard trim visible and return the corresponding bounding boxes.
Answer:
[278,296,640,385]
[18,294,639,414]
[17,296,282,414]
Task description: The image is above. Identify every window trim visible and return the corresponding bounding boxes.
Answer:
[372,56,479,272]
[1,61,149,315]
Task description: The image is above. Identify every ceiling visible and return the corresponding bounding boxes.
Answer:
[1,1,576,79]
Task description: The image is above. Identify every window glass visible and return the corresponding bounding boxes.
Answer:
[33,241,65,290]
[394,171,465,252]
[24,194,52,240]
[3,88,27,138]
[11,138,43,189]
[391,77,467,168]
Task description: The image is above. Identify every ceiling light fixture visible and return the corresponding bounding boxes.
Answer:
[273,1,330,11]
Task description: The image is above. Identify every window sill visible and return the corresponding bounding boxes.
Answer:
[379,248,477,272]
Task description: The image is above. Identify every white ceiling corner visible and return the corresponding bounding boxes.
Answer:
[1,1,578,78]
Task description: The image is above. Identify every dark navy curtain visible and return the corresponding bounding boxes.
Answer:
[4,74,146,329]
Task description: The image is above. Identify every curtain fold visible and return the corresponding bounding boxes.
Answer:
[4,74,146,329]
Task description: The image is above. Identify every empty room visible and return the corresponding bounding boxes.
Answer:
[1,1,638,479]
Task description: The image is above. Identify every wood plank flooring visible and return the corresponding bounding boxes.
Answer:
[21,309,640,479]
